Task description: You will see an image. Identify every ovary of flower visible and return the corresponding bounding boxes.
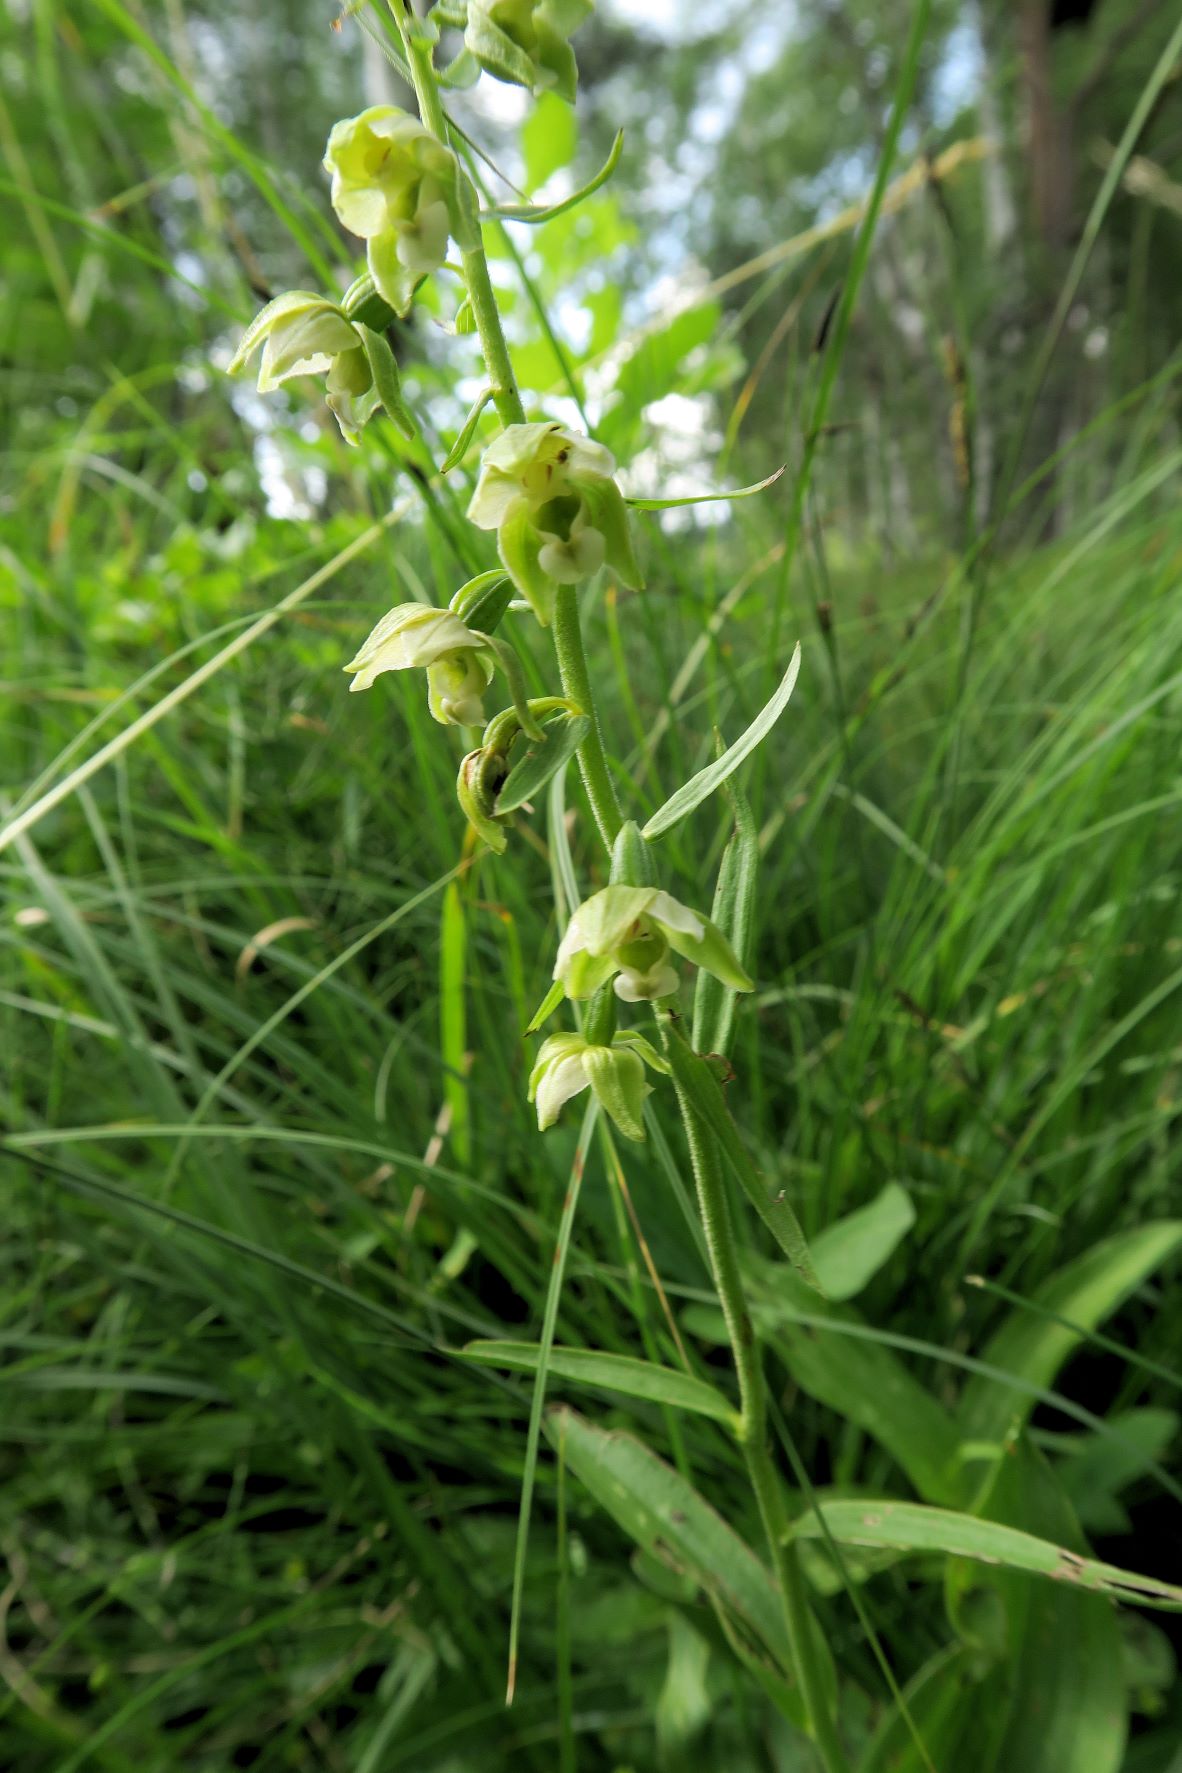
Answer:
[344,604,493,726]
[554,885,753,1004]
[529,1030,669,1141]
[323,107,455,313]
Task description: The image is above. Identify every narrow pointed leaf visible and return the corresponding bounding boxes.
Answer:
[496,715,590,814]
[663,1027,820,1289]
[642,643,802,840]
[692,769,757,1057]
[441,384,495,472]
[482,130,623,223]
[627,465,785,510]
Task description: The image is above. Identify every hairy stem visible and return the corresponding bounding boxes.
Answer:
[552,585,621,852]
[396,15,526,428]
[671,1073,848,1773]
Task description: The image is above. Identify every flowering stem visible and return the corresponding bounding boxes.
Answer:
[664,1022,847,1772]
[553,585,622,853]
[393,11,526,430]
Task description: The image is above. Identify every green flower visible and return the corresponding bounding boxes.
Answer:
[529,1030,669,1141]
[228,291,413,445]
[465,0,593,103]
[554,885,753,1004]
[344,604,494,726]
[467,421,642,623]
[323,107,456,315]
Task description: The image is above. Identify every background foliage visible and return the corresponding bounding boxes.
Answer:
[2,0,1181,1767]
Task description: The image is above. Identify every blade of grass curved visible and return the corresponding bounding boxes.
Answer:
[0,510,405,855]
[506,1097,598,1704]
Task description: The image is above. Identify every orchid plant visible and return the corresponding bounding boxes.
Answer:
[228,3,838,1764]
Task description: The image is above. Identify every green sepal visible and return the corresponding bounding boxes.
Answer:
[497,500,557,624]
[662,913,753,994]
[357,325,417,439]
[582,1043,649,1142]
[579,476,643,589]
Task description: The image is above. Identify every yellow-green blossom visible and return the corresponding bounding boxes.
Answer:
[554,885,752,1004]
[228,291,413,445]
[344,604,494,726]
[324,107,456,315]
[529,1029,669,1140]
[467,421,641,623]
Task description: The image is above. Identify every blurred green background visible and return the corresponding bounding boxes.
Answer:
[2,2,1181,1768]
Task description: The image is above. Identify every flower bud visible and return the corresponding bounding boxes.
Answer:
[465,0,593,105]
[324,107,458,315]
[344,604,494,725]
[467,421,641,624]
[529,1030,669,1141]
[457,745,510,853]
[554,884,753,1004]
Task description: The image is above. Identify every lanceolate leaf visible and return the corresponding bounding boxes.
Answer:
[642,643,802,840]
[496,714,590,814]
[691,770,757,1059]
[791,1497,1182,1609]
[546,1407,801,1700]
[482,129,624,223]
[958,1221,1182,1469]
[662,1026,820,1289]
[627,465,785,510]
[464,1341,736,1424]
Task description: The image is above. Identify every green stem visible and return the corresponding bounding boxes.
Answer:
[552,585,621,852]
[670,1069,848,1773]
[396,15,527,430]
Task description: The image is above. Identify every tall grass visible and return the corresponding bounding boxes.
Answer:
[2,5,1181,1768]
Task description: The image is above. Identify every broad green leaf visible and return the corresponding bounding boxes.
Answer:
[944,1445,1127,1773]
[684,1280,962,1505]
[627,465,785,510]
[496,714,590,814]
[958,1221,1182,1465]
[521,90,577,195]
[662,1027,819,1288]
[792,1496,1182,1609]
[691,771,756,1059]
[810,1182,916,1301]
[642,644,802,840]
[463,1340,736,1424]
[547,1405,822,1720]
